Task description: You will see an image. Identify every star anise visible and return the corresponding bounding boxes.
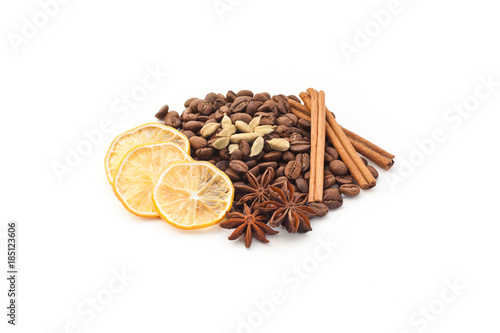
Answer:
[234,167,275,209]
[258,181,316,233]
[220,204,278,248]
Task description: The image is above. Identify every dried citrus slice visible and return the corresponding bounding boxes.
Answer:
[105,123,189,184]
[153,161,235,229]
[113,143,192,217]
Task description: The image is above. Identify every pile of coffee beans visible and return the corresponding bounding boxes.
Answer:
[155,90,379,216]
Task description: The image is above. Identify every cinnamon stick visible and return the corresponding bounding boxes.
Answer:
[308,90,319,202]
[291,106,370,190]
[315,91,327,202]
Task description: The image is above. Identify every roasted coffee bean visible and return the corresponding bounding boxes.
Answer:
[187,113,200,121]
[324,167,333,176]
[183,121,205,132]
[205,92,217,104]
[226,90,237,102]
[263,151,282,162]
[288,95,301,103]
[285,160,301,180]
[213,98,226,111]
[304,171,310,180]
[298,118,311,130]
[308,202,329,217]
[246,160,257,169]
[230,113,252,124]
[195,147,214,159]
[282,151,295,162]
[214,110,225,122]
[340,184,360,197]
[258,161,278,169]
[184,98,197,108]
[295,177,309,193]
[367,165,379,179]
[329,160,349,176]
[277,100,288,114]
[248,165,260,177]
[155,105,169,119]
[218,148,230,160]
[253,93,269,103]
[273,176,288,186]
[189,136,208,150]
[246,101,262,117]
[239,140,251,159]
[276,115,294,127]
[230,160,249,174]
[323,175,336,189]
[181,130,196,139]
[324,147,339,163]
[188,99,203,112]
[289,127,303,135]
[274,125,288,137]
[232,96,252,107]
[336,175,354,185]
[361,157,368,166]
[233,182,247,192]
[295,153,310,172]
[323,188,343,209]
[289,144,311,154]
[215,160,229,171]
[230,149,243,161]
[255,112,276,125]
[276,165,285,177]
[225,168,241,181]
[237,90,254,97]
[197,101,213,115]
[289,133,303,143]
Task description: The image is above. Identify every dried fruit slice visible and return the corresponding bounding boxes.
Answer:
[105,123,189,184]
[153,161,234,229]
[113,143,192,217]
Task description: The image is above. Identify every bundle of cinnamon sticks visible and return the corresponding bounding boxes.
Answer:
[288,89,395,201]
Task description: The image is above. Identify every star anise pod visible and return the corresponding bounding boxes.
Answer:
[234,167,275,209]
[220,204,278,248]
[258,181,316,233]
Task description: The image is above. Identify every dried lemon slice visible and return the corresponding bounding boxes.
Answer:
[105,123,189,184]
[153,161,234,229]
[113,143,192,217]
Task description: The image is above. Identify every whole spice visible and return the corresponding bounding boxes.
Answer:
[234,167,275,209]
[220,204,278,248]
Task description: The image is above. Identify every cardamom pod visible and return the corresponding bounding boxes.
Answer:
[230,133,261,143]
[213,136,230,150]
[235,120,254,133]
[250,136,264,157]
[200,123,220,138]
[253,125,276,136]
[248,116,261,129]
[221,115,232,129]
[228,144,239,154]
[267,138,290,151]
[218,125,237,137]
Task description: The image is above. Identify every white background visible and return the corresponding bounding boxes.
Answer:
[1,0,500,332]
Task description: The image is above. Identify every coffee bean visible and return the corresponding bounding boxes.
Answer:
[285,160,301,180]
[246,101,262,117]
[324,147,339,163]
[308,202,328,217]
[233,101,249,113]
[276,165,285,177]
[361,157,368,166]
[298,118,311,130]
[367,165,379,179]
[230,113,252,124]
[183,121,205,132]
[215,160,229,171]
[340,184,360,197]
[230,149,243,161]
[239,140,251,159]
[336,175,354,185]
[263,151,282,162]
[219,148,230,160]
[295,153,310,172]
[323,188,343,209]
[225,168,241,181]
[290,144,311,154]
[281,151,295,162]
[273,176,288,186]
[230,160,249,174]
[304,171,310,180]
[248,165,260,177]
[289,133,303,143]
[246,160,257,169]
[324,167,333,176]
[276,116,294,127]
[258,161,278,169]
[205,93,217,104]
[184,98,197,108]
[277,100,288,114]
[189,136,208,150]
[237,90,254,97]
[213,99,226,111]
[195,147,214,159]
[226,90,237,102]
[181,130,196,139]
[329,160,349,176]
[323,175,336,189]
[253,93,269,103]
[188,99,203,112]
[155,105,169,119]
[197,101,213,115]
[295,178,309,193]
